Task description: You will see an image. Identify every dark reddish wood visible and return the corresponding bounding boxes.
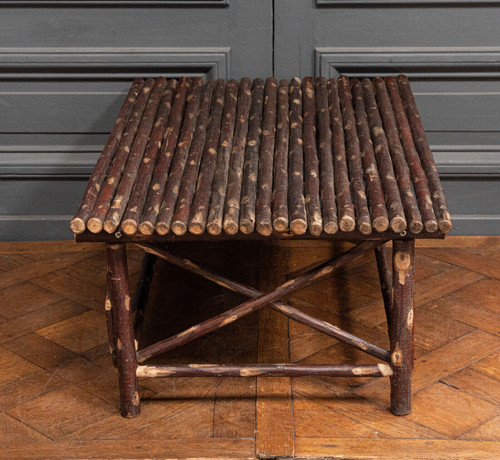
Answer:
[374,78,423,234]
[135,239,382,362]
[362,78,407,234]
[288,77,307,235]
[385,77,438,233]
[351,78,389,233]
[87,79,154,234]
[255,78,278,236]
[167,79,221,236]
[206,79,239,235]
[183,80,225,235]
[131,252,156,340]
[137,363,392,378]
[137,243,391,362]
[104,273,117,367]
[152,78,205,235]
[375,244,393,331]
[272,79,290,232]
[104,78,167,233]
[397,75,452,233]
[302,77,323,236]
[328,78,356,233]
[138,78,191,235]
[315,77,338,234]
[390,238,415,416]
[240,78,265,234]
[223,78,252,234]
[106,244,140,417]
[71,79,144,234]
[338,76,372,235]
[121,79,178,235]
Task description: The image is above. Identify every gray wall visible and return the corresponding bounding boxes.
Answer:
[0,0,498,240]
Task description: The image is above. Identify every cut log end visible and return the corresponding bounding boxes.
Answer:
[171,221,187,236]
[324,221,339,235]
[273,216,289,232]
[138,221,155,236]
[390,216,407,234]
[309,222,323,237]
[290,218,307,235]
[257,221,273,236]
[424,219,439,234]
[70,217,86,234]
[373,216,389,233]
[438,219,453,234]
[409,219,424,234]
[358,221,373,236]
[87,217,103,234]
[339,216,356,233]
[103,220,118,234]
[155,222,170,236]
[206,222,222,236]
[121,219,138,236]
[189,222,206,235]
[223,219,239,235]
[239,220,255,235]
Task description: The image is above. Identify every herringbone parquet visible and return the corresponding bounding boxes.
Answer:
[0,238,499,459]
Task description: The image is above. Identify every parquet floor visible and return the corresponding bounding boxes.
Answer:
[0,237,499,459]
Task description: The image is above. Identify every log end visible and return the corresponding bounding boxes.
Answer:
[324,220,339,235]
[103,220,118,234]
[171,221,187,236]
[273,217,289,232]
[257,221,273,236]
[121,219,138,236]
[438,218,453,234]
[309,222,323,237]
[223,219,239,235]
[390,216,407,234]
[155,222,170,236]
[239,220,255,235]
[87,217,103,234]
[69,217,86,234]
[359,221,373,236]
[189,221,206,236]
[339,216,356,233]
[409,219,424,234]
[206,222,222,236]
[290,218,307,235]
[138,221,155,236]
[424,219,439,234]
[373,216,389,233]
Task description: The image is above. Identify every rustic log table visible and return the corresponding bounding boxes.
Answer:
[71,75,451,418]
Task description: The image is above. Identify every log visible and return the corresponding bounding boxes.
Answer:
[104,77,167,233]
[136,363,392,378]
[272,79,290,232]
[87,78,154,233]
[104,273,117,367]
[302,77,323,236]
[373,77,423,234]
[288,77,307,235]
[328,78,356,232]
[375,244,393,331]
[239,78,265,234]
[148,78,203,235]
[167,79,222,236]
[338,76,372,235]
[184,79,226,235]
[397,75,452,233]
[315,77,338,234]
[385,77,438,233]
[256,78,278,236]
[223,78,252,234]
[70,78,144,234]
[205,79,239,235]
[121,79,178,235]
[362,78,407,234]
[135,239,383,361]
[137,243,391,363]
[351,78,389,233]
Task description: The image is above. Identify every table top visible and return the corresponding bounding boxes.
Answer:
[71,75,451,243]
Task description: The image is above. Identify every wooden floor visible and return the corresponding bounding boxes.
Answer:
[0,237,499,459]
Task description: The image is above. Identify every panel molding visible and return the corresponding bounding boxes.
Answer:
[315,47,500,79]
[1,1,229,6]
[316,0,500,5]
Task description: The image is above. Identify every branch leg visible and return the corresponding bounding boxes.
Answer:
[375,244,393,331]
[389,238,415,416]
[107,243,140,417]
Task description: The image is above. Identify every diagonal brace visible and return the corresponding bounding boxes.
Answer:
[136,240,387,362]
